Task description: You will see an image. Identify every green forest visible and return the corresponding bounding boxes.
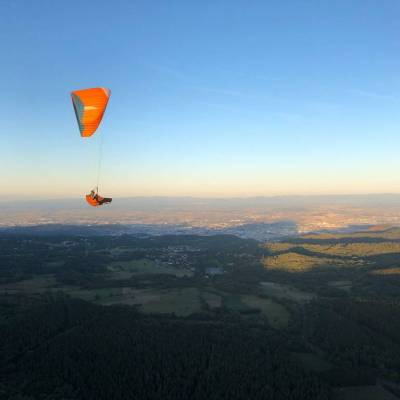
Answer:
[1,228,400,399]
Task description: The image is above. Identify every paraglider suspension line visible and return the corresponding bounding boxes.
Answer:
[96,132,104,192]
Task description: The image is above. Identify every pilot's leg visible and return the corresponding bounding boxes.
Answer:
[99,197,112,205]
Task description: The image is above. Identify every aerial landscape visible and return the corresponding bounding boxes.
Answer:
[2,221,400,399]
[2,1,400,399]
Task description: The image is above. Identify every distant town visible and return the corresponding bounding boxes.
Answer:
[2,194,400,241]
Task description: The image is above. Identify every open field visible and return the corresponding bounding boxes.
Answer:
[140,288,201,316]
[108,246,136,256]
[262,252,348,271]
[262,229,400,273]
[108,258,193,278]
[222,293,252,312]
[303,242,400,257]
[328,280,353,292]
[260,281,315,302]
[303,227,400,241]
[268,242,400,257]
[100,288,162,306]
[43,286,203,315]
[240,295,290,329]
[201,290,222,308]
[370,267,400,276]
[67,287,122,302]
[0,275,58,294]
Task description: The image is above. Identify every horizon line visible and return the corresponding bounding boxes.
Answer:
[2,192,400,204]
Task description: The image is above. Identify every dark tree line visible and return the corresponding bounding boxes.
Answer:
[0,296,329,400]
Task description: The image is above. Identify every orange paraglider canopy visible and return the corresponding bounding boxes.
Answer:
[71,87,111,137]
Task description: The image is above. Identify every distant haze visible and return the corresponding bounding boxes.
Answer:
[2,194,400,233]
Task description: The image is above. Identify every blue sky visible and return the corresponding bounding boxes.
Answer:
[1,0,400,198]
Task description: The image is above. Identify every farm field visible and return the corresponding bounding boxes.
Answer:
[108,258,193,278]
[260,281,315,302]
[139,288,201,316]
[262,251,347,271]
[240,294,290,329]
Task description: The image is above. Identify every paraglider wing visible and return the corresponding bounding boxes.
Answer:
[71,87,111,137]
